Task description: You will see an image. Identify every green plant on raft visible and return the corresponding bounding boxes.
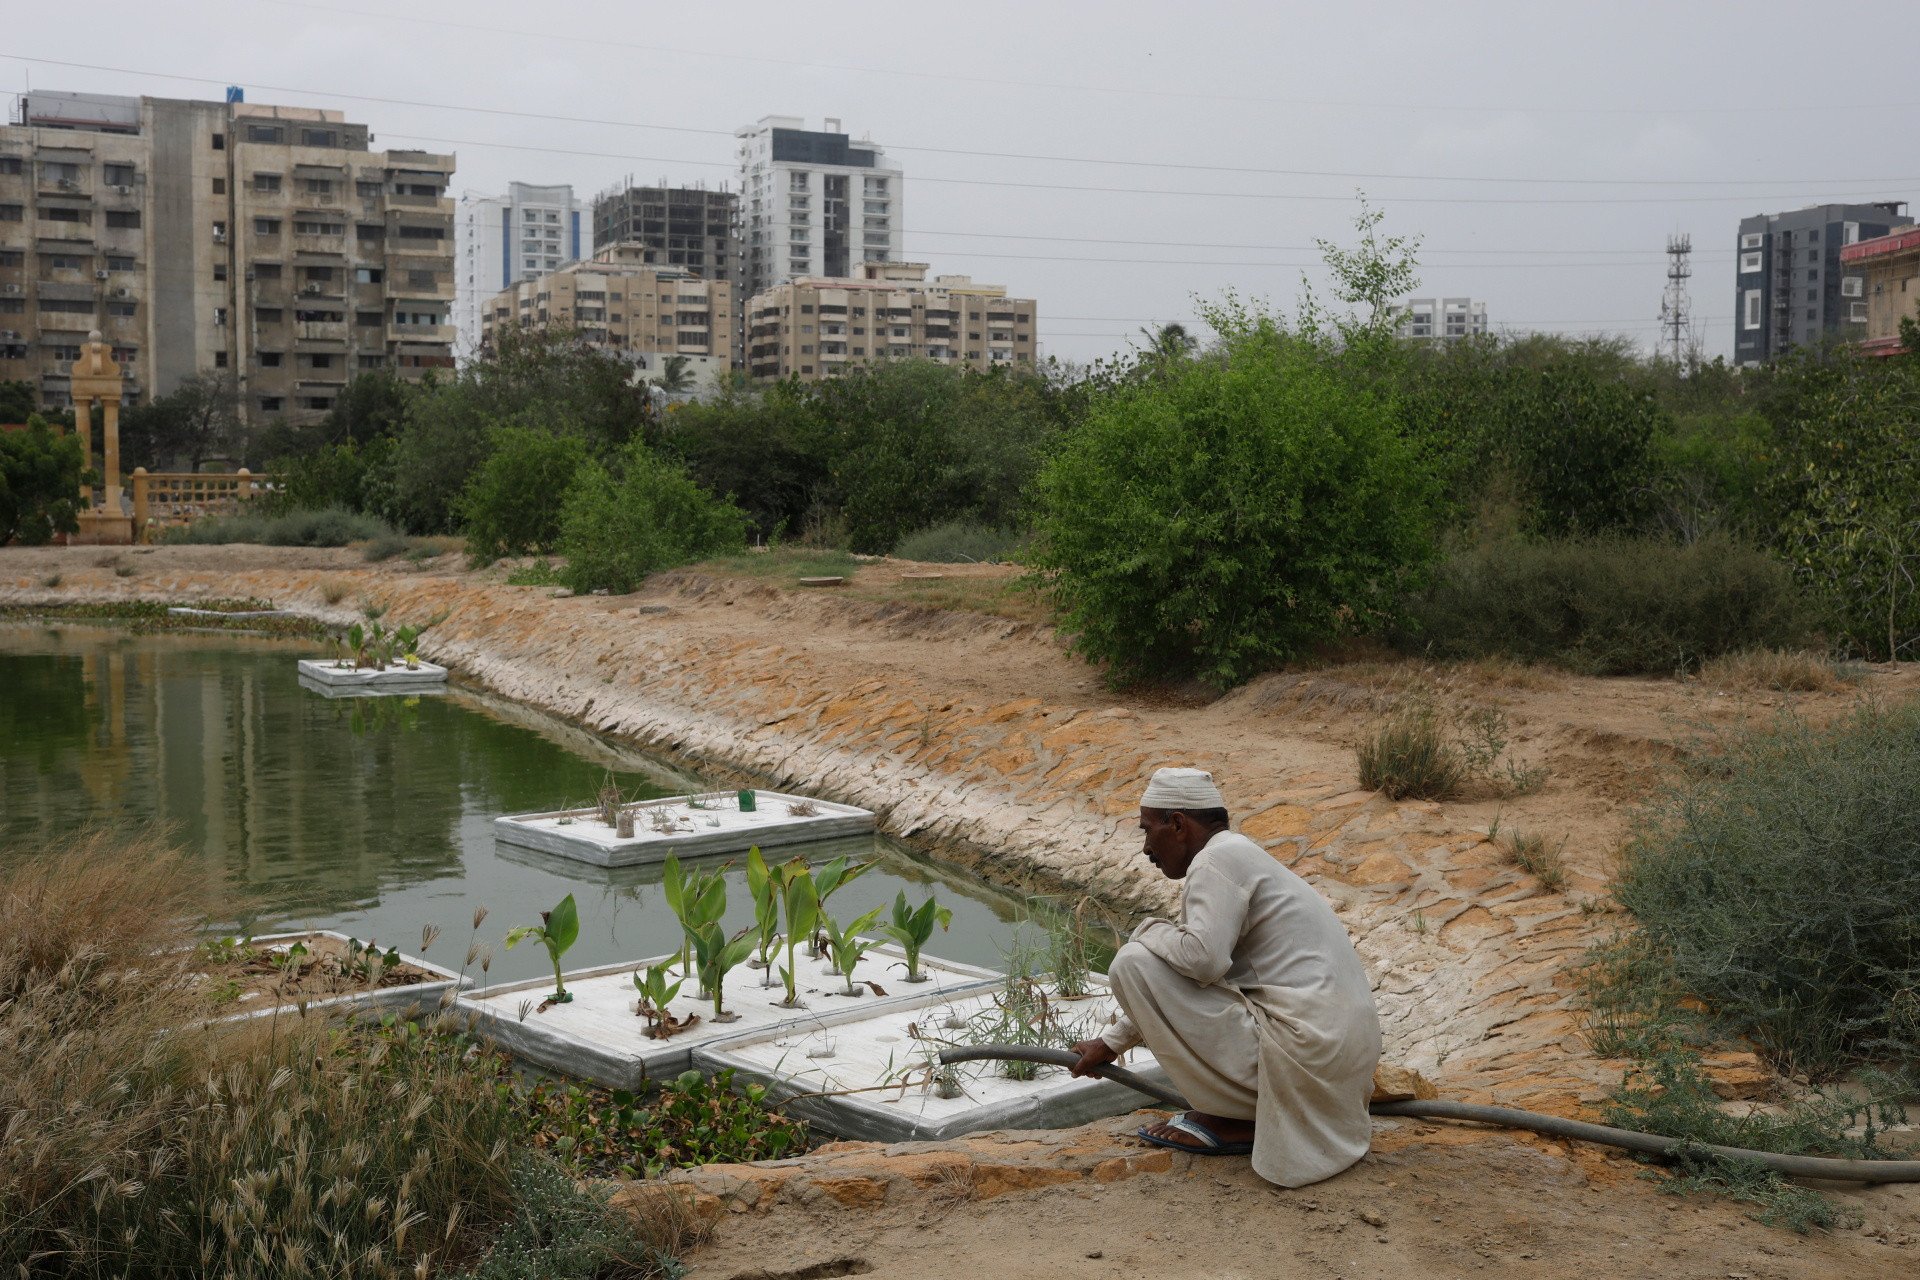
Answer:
[745,847,783,987]
[631,961,685,1038]
[775,858,818,1008]
[691,921,757,1022]
[661,852,727,994]
[806,853,873,956]
[879,890,952,982]
[820,905,885,996]
[505,892,580,1005]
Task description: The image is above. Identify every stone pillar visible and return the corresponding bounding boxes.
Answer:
[131,467,149,541]
[102,396,122,509]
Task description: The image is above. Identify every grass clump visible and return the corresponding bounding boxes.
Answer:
[1499,826,1567,891]
[697,547,860,583]
[893,521,1025,564]
[1615,700,1920,1075]
[1696,648,1848,693]
[1357,704,1465,800]
[163,504,396,548]
[506,558,566,587]
[1397,531,1812,675]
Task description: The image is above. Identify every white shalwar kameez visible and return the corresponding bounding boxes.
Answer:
[1100,829,1381,1187]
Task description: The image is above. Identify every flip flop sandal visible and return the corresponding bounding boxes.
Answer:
[1135,1112,1255,1157]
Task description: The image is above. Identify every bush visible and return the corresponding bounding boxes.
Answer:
[163,505,395,547]
[557,440,747,595]
[1615,702,1920,1075]
[1397,531,1811,675]
[1357,705,1464,800]
[1696,648,1846,693]
[461,427,588,564]
[893,521,1025,564]
[0,414,89,545]
[1031,321,1435,687]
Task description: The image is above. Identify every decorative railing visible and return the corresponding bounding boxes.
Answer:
[130,468,276,542]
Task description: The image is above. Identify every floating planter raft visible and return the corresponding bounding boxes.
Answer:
[493,790,875,867]
[296,658,450,693]
[205,929,468,1024]
[695,975,1168,1143]
[456,943,999,1089]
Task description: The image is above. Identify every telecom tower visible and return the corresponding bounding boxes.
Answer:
[1659,233,1693,365]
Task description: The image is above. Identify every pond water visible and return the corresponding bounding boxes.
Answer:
[0,623,1051,988]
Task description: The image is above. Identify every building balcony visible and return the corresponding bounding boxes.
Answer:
[387,193,454,215]
[296,368,351,386]
[294,320,348,343]
[387,322,454,344]
[386,239,452,259]
[34,222,93,244]
[291,233,348,256]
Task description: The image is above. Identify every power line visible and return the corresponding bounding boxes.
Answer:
[251,0,1920,122]
[899,226,1737,258]
[8,52,1920,200]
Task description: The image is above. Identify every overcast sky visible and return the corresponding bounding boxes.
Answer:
[8,0,1919,363]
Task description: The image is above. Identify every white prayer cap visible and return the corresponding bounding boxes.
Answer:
[1141,767,1226,810]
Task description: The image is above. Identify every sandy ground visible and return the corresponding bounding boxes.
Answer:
[9,544,1920,1276]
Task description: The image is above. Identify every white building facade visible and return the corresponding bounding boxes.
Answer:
[455,181,588,360]
[735,116,902,304]
[1398,297,1489,342]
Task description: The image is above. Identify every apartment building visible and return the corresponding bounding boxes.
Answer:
[1734,201,1913,365]
[0,89,454,423]
[1839,226,1920,356]
[478,242,733,389]
[456,182,587,360]
[736,117,901,305]
[590,182,738,364]
[744,261,1035,382]
[1398,297,1488,341]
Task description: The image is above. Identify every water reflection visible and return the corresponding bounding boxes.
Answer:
[0,624,1035,984]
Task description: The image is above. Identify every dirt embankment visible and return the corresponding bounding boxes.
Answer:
[9,544,1920,1276]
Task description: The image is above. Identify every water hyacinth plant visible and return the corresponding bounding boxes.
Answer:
[880,890,953,982]
[632,961,685,1038]
[505,892,580,1005]
[821,905,885,996]
[776,858,818,1008]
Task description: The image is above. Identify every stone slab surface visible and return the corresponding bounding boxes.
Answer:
[694,974,1168,1143]
[457,942,999,1089]
[493,789,875,866]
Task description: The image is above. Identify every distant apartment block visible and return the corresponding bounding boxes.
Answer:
[0,89,454,423]
[1734,201,1913,365]
[1840,226,1920,356]
[736,116,902,305]
[590,182,738,364]
[478,243,733,389]
[456,182,587,360]
[1398,298,1488,341]
[745,261,1034,382]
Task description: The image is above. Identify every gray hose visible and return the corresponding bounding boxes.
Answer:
[939,1044,1920,1184]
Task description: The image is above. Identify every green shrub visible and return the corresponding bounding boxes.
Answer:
[506,558,564,586]
[453,1159,681,1280]
[893,521,1026,564]
[162,505,394,547]
[1615,701,1920,1075]
[557,441,747,595]
[264,436,392,516]
[460,427,587,564]
[1357,705,1464,800]
[1031,319,1435,687]
[1397,531,1811,675]
[0,414,90,545]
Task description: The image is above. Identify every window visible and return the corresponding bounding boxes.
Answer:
[37,298,95,313]
[105,210,140,229]
[1807,308,1817,322]
[254,217,281,235]
[0,250,21,267]
[305,178,333,195]
[1807,288,1817,302]
[407,269,436,287]
[212,133,225,150]
[253,262,281,280]
[307,353,333,369]
[211,177,226,195]
[1807,248,1818,263]
[1851,301,1868,322]
[0,204,20,222]
[355,310,382,327]
[246,125,285,144]
[301,129,337,148]
[41,206,88,223]
[354,266,383,284]
[106,301,135,317]
[260,396,283,411]
[213,307,227,327]
[256,307,283,323]
[1808,229,1820,243]
[1844,222,1861,245]
[304,396,333,411]
[396,226,445,241]
[253,173,282,193]
[1842,276,1863,298]
[292,219,343,236]
[1740,232,1762,250]
[358,354,385,369]
[1740,251,1762,273]
[102,163,135,185]
[259,351,283,367]
[0,158,21,175]
[45,253,86,271]
[105,254,134,271]
[357,180,382,198]
[213,263,227,282]
[214,351,228,368]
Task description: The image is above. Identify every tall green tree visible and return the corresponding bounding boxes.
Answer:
[0,415,91,545]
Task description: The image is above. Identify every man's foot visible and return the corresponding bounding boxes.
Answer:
[1135,1110,1256,1155]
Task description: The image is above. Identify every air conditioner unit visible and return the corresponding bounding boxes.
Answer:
[112,287,132,299]
[302,283,322,295]
[116,184,132,195]
[57,178,77,191]
[95,269,110,280]
[0,284,18,295]
[0,330,18,340]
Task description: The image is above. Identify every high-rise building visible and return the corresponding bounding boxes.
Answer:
[456,182,587,361]
[589,182,737,365]
[735,116,901,305]
[744,261,1034,382]
[1734,201,1913,365]
[1398,298,1489,342]
[0,89,455,424]
[479,242,733,393]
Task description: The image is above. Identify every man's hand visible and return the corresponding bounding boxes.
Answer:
[1068,1037,1118,1078]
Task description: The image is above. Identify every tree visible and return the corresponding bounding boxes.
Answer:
[1298,195,1422,353]
[652,355,695,396]
[119,372,244,471]
[556,439,747,594]
[458,427,587,562]
[0,380,35,424]
[0,415,91,545]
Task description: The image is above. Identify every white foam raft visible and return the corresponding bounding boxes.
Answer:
[493,790,875,867]
[455,942,999,1089]
[694,974,1169,1143]
[209,930,469,1024]
[297,658,449,693]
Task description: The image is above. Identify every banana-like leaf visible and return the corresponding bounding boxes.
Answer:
[544,893,580,953]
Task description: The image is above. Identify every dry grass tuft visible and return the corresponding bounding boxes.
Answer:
[1502,828,1569,892]
[320,579,351,605]
[1697,648,1844,693]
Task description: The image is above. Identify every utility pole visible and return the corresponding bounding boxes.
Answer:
[1659,233,1693,366]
